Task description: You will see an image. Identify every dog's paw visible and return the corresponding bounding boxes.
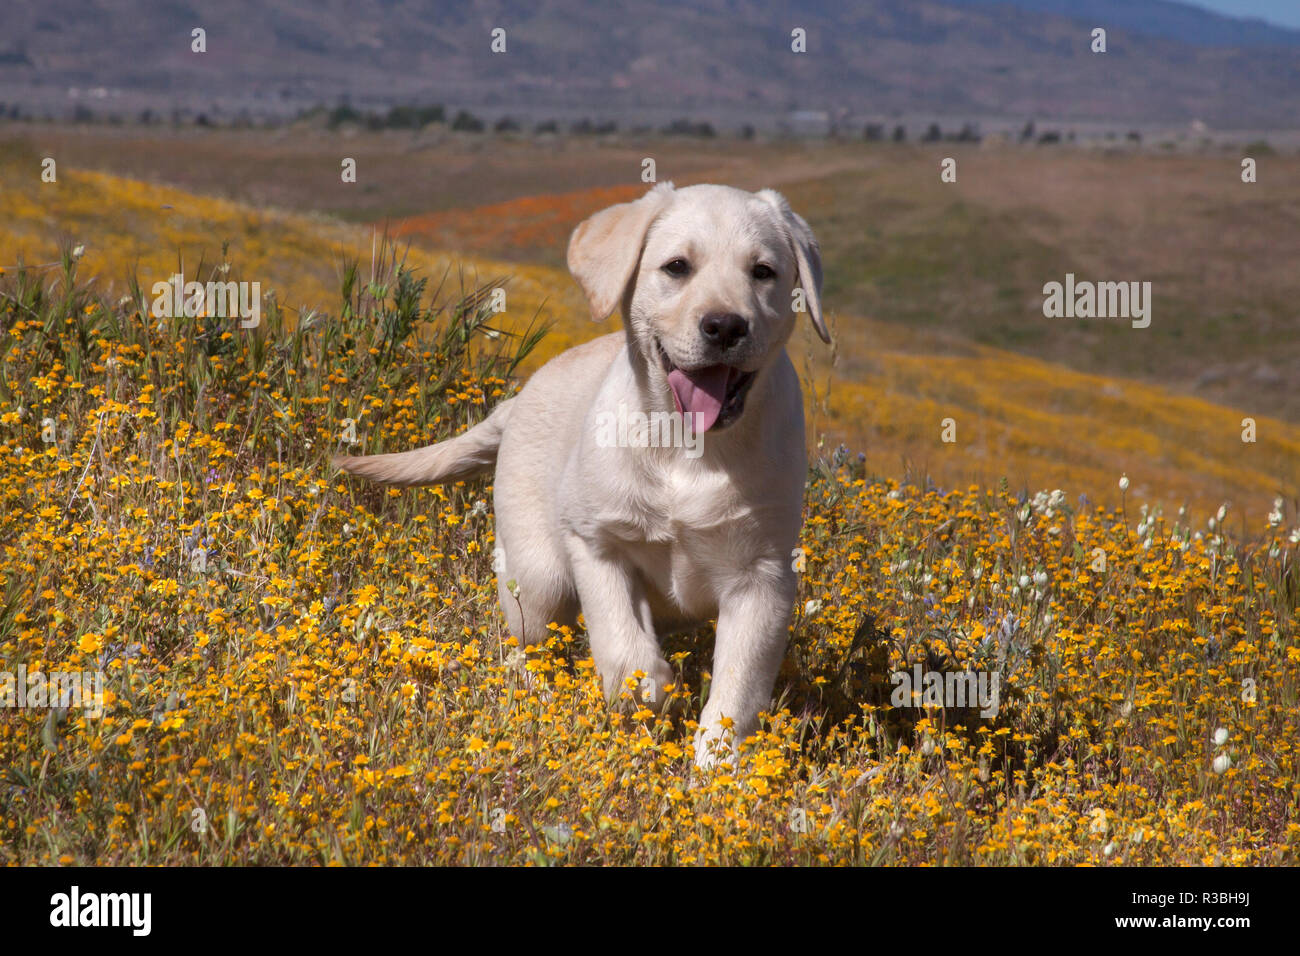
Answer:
[607,656,676,714]
[691,722,737,773]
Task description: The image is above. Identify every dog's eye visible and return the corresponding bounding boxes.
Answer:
[751,264,776,280]
[661,258,691,277]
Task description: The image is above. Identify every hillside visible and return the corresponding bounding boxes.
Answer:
[944,0,1300,47]
[3,0,1300,127]
[2,156,1295,521]
[13,126,1295,432]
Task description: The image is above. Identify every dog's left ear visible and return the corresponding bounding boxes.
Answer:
[757,189,829,344]
[567,182,676,322]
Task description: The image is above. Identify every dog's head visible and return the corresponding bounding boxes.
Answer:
[567,182,826,432]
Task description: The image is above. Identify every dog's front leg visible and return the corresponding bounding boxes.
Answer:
[694,568,796,769]
[565,533,675,710]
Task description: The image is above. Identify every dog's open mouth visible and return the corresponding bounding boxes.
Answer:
[656,339,756,432]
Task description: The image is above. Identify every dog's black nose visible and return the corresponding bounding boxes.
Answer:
[699,313,749,350]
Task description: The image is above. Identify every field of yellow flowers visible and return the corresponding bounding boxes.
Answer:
[1,231,1297,866]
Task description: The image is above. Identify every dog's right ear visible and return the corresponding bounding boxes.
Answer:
[567,182,675,322]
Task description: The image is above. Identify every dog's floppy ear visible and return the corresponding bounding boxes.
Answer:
[567,182,675,322]
[757,189,829,344]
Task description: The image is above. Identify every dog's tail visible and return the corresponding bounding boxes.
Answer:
[332,398,515,487]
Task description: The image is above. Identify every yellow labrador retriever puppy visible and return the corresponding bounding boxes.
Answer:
[335,182,828,767]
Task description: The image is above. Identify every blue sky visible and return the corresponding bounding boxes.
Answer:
[1184,0,1300,29]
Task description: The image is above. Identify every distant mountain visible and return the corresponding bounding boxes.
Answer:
[942,0,1300,47]
[1,0,1298,128]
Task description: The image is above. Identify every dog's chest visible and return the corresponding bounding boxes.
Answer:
[563,430,793,617]
[628,459,749,539]
[615,464,761,613]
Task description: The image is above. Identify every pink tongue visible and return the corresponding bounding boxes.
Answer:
[667,364,731,433]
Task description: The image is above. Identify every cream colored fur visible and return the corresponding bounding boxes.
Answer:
[335,182,827,768]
